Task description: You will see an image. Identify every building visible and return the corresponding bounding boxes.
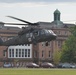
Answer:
[0,9,75,67]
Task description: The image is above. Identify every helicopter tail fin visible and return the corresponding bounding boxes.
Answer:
[0,38,3,45]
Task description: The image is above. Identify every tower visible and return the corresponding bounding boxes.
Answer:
[51,9,63,27]
[54,9,60,21]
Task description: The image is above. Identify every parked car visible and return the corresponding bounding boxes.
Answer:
[57,63,75,68]
[40,62,54,68]
[57,63,64,68]
[3,63,12,68]
[26,63,39,68]
[62,63,75,68]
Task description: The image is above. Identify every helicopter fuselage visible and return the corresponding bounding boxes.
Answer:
[0,28,56,46]
[0,16,57,46]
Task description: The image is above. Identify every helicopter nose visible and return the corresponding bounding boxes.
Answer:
[49,33,57,40]
[48,30,57,40]
[53,34,57,40]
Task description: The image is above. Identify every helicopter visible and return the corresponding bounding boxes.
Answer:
[0,16,57,46]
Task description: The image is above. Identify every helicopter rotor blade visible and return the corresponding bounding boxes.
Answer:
[5,22,39,26]
[0,22,28,26]
[4,23,28,25]
[6,16,33,25]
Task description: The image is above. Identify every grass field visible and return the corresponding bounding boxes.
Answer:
[0,68,76,75]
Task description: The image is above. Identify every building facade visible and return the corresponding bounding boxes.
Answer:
[0,9,75,67]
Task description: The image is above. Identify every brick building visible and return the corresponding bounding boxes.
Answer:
[0,9,75,67]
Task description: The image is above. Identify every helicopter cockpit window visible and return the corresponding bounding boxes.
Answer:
[26,33,33,37]
[41,30,45,34]
[33,31,39,36]
[48,30,54,34]
[44,30,49,33]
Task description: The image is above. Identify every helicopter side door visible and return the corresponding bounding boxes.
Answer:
[32,30,40,43]
[39,30,46,42]
[25,30,40,43]
[26,32,33,42]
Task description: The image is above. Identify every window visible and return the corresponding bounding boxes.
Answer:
[57,31,60,35]
[45,30,49,33]
[64,31,67,35]
[58,41,60,47]
[54,31,57,34]
[28,49,30,57]
[25,49,27,57]
[42,50,44,57]
[12,49,14,57]
[3,50,6,57]
[2,37,7,42]
[8,48,31,58]
[48,51,51,57]
[41,30,45,34]
[16,49,18,57]
[58,41,62,47]
[34,31,39,36]
[48,30,54,34]
[22,49,24,57]
[19,49,21,57]
[9,49,11,57]
[8,37,13,40]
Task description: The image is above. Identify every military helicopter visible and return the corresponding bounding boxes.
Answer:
[0,16,57,46]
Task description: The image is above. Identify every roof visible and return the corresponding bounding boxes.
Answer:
[4,26,20,30]
[38,21,75,29]
[0,22,21,31]
[54,9,61,14]
[63,23,75,28]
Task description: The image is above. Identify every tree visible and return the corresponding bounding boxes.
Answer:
[53,50,61,65]
[61,26,76,63]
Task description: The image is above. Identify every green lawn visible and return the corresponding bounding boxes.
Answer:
[0,68,76,75]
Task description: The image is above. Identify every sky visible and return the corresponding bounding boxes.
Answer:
[0,0,76,27]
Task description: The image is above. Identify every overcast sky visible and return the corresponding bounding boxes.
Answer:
[0,0,76,3]
[0,0,76,27]
[0,0,59,3]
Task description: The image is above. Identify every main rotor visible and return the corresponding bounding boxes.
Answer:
[2,16,39,27]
